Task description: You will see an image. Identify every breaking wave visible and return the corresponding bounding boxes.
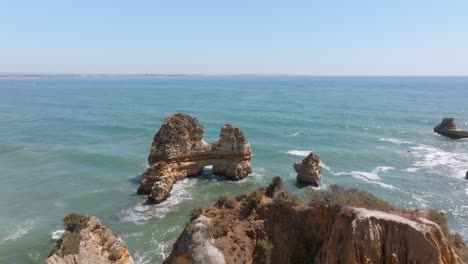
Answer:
[119,178,197,224]
[51,229,65,240]
[322,162,395,189]
[286,150,311,157]
[380,138,415,145]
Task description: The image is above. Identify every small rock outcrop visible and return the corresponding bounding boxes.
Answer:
[165,178,466,264]
[294,152,322,186]
[434,118,468,139]
[138,113,253,203]
[465,171,468,180]
[46,214,134,264]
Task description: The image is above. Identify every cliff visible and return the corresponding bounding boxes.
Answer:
[137,113,253,203]
[46,214,134,264]
[164,177,466,264]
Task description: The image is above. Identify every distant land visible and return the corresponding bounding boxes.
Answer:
[0,73,195,78]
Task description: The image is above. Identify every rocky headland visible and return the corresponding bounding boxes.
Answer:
[44,114,468,263]
[137,113,253,203]
[434,118,468,139]
[165,177,467,264]
[46,214,134,264]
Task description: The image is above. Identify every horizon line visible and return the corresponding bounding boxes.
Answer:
[1,73,468,78]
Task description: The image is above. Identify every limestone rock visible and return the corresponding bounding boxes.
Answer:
[163,215,226,264]
[165,178,465,264]
[46,214,134,264]
[294,152,322,186]
[434,118,468,139]
[138,113,253,203]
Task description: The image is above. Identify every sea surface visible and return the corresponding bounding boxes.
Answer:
[0,76,467,263]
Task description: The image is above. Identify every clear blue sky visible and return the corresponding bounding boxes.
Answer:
[1,0,468,75]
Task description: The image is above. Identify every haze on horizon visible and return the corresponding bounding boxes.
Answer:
[1,0,468,76]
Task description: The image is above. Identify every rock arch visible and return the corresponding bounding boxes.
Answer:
[137,113,253,203]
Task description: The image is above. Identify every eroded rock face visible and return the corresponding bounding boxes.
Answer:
[434,118,468,139]
[138,113,253,203]
[163,215,226,264]
[294,152,322,186]
[165,178,465,264]
[46,214,134,264]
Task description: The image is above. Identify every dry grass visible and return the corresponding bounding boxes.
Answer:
[274,191,301,207]
[309,185,394,212]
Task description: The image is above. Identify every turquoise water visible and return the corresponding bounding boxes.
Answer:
[0,76,467,263]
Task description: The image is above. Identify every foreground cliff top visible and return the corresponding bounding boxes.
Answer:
[165,177,467,264]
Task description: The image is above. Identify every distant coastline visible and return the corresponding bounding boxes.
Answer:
[0,73,194,78]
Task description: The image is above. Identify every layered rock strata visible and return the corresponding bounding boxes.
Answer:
[434,118,468,139]
[294,152,322,186]
[165,177,465,264]
[46,214,134,264]
[137,113,253,203]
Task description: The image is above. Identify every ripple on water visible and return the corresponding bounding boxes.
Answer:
[0,219,34,244]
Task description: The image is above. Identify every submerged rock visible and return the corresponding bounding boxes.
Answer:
[165,178,465,264]
[294,152,322,186]
[434,118,468,139]
[46,213,134,264]
[138,113,253,203]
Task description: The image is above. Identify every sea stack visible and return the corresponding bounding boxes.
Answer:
[294,152,322,186]
[434,118,468,139]
[46,214,134,264]
[137,113,253,203]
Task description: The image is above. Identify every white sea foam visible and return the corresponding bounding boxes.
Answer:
[134,239,173,264]
[122,232,144,239]
[53,200,65,207]
[286,150,311,157]
[51,230,65,240]
[404,167,420,172]
[0,219,34,244]
[408,145,468,178]
[119,178,197,224]
[382,137,468,179]
[323,164,396,189]
[27,250,40,262]
[410,193,429,208]
[288,132,300,136]
[380,138,415,145]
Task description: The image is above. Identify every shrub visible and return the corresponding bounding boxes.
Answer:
[240,190,263,217]
[63,213,89,232]
[309,185,394,212]
[189,207,204,221]
[274,191,301,207]
[210,212,231,238]
[213,194,236,209]
[255,237,273,263]
[265,176,284,197]
[426,209,449,235]
[58,232,81,256]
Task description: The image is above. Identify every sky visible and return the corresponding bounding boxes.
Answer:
[1,0,468,75]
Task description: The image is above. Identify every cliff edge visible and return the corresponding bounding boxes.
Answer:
[165,177,467,264]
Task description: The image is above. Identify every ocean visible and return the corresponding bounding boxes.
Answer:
[0,76,467,263]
